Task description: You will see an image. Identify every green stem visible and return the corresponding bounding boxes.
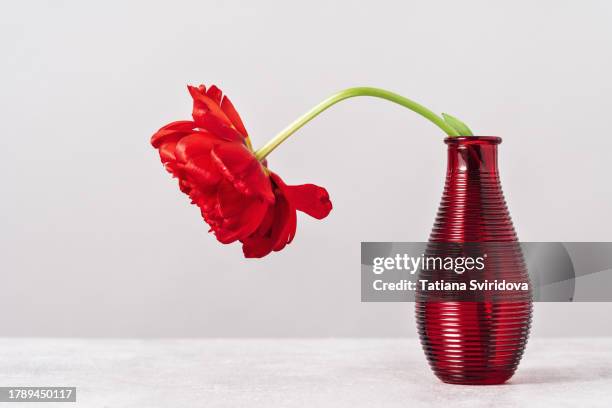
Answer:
[254,87,460,160]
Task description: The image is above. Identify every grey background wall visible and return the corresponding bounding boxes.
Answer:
[2,0,611,337]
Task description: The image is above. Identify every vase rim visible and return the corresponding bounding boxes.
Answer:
[444,136,502,145]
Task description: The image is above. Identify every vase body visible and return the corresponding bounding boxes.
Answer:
[416,136,532,385]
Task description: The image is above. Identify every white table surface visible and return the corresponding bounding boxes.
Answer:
[0,338,610,407]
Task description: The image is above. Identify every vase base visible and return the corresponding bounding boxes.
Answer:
[435,372,514,386]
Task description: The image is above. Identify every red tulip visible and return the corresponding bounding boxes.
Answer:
[151,85,332,257]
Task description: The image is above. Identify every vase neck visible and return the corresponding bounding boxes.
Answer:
[445,136,501,174]
[432,136,517,242]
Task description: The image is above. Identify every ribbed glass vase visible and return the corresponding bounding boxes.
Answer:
[416,136,532,385]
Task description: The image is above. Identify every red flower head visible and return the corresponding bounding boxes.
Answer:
[151,85,332,257]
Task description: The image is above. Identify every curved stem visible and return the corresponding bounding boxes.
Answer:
[254,87,459,160]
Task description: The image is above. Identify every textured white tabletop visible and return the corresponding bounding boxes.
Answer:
[0,338,610,407]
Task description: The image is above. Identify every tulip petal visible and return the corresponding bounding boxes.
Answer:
[241,213,275,258]
[206,85,223,105]
[174,133,223,188]
[271,192,296,251]
[241,234,273,258]
[158,141,178,162]
[175,133,218,162]
[151,120,195,148]
[217,180,245,218]
[240,184,297,258]
[181,155,222,188]
[211,143,275,203]
[221,96,249,137]
[159,120,197,131]
[188,85,233,128]
[234,199,269,241]
[214,182,269,244]
[283,183,332,219]
[192,188,218,214]
[197,112,245,142]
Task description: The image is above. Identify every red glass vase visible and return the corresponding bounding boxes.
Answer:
[416,136,532,385]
